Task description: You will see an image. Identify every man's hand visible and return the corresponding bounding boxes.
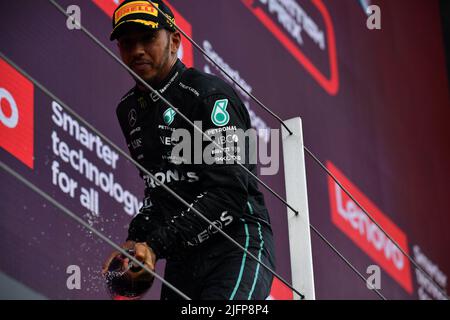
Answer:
[102,240,136,275]
[102,241,157,277]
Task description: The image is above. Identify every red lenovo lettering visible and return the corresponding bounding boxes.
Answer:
[327,161,413,294]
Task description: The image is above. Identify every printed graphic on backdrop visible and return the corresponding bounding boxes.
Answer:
[0,58,34,169]
[240,0,339,95]
[1,0,449,300]
[327,161,413,294]
[49,100,142,216]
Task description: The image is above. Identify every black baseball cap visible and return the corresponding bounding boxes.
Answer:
[110,0,176,41]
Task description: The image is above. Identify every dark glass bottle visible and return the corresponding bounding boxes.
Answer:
[104,250,154,300]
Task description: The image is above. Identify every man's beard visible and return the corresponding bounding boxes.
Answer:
[140,42,171,87]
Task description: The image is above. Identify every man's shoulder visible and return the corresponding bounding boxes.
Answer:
[179,67,250,125]
[179,67,236,100]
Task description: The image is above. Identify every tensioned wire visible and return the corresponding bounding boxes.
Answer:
[0,52,384,300]
[47,0,307,299]
[44,0,390,299]
[145,0,449,300]
[0,49,305,300]
[0,160,191,300]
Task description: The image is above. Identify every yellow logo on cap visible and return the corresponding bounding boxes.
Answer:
[114,1,159,24]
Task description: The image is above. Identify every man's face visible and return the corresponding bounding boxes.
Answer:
[117,25,174,85]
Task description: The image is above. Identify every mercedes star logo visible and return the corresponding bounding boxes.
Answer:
[128,109,137,127]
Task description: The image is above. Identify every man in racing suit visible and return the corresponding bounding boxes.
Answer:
[103,0,275,300]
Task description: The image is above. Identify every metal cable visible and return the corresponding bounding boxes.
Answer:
[0,160,191,300]
[147,0,448,299]
[305,146,449,300]
[47,0,399,299]
[36,0,442,299]
[0,49,383,300]
[53,0,299,217]
[0,49,304,299]
[310,225,387,300]
[47,0,310,298]
[146,1,293,136]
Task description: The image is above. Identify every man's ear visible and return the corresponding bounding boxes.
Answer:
[170,31,182,54]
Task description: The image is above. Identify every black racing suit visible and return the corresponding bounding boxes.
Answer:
[116,59,275,300]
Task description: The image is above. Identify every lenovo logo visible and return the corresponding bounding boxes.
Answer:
[0,58,34,169]
[327,161,413,294]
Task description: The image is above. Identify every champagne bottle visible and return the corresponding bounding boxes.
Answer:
[104,249,154,300]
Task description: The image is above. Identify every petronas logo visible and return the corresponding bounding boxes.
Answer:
[163,107,176,125]
[211,99,230,127]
